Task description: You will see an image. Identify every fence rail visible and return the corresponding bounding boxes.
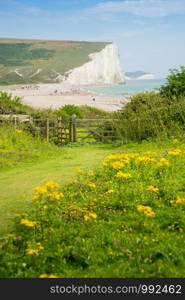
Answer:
[0,114,121,144]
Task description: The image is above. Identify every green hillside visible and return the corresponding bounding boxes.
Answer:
[0,38,109,85]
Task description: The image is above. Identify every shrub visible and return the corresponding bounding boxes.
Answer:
[56,105,84,119]
[117,91,185,141]
[159,66,185,99]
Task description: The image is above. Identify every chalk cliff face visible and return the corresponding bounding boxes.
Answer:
[63,44,125,85]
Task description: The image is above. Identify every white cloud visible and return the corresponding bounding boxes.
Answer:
[86,0,185,18]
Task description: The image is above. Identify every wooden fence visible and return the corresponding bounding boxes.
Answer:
[0,114,122,144]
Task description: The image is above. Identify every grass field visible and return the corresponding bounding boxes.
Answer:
[1,136,185,277]
[0,126,173,236]
[0,125,185,277]
[0,140,115,235]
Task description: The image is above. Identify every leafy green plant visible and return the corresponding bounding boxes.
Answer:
[159,66,185,99]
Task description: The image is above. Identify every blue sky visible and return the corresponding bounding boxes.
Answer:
[0,0,185,78]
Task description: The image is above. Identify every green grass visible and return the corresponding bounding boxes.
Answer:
[0,137,185,277]
[0,138,115,235]
[0,135,178,236]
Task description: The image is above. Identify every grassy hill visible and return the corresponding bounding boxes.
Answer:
[0,38,109,85]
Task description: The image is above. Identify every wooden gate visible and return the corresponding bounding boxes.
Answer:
[68,115,120,143]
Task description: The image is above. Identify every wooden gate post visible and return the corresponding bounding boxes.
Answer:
[69,117,72,142]
[46,118,49,142]
[72,114,77,142]
[57,117,62,144]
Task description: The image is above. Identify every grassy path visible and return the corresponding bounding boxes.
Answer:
[0,144,115,235]
[0,140,170,235]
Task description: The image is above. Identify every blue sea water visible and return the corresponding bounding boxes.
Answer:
[84,79,166,98]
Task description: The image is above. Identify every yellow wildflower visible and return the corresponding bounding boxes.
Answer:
[45,181,59,189]
[34,185,48,195]
[76,168,84,174]
[16,129,22,133]
[84,215,90,221]
[157,158,170,168]
[47,192,64,200]
[137,205,155,217]
[26,242,44,256]
[89,213,97,219]
[137,156,155,164]
[39,274,58,278]
[111,161,124,170]
[170,198,185,205]
[84,212,97,221]
[20,219,37,227]
[106,189,115,194]
[87,183,96,188]
[115,172,132,179]
[32,194,40,201]
[26,249,39,256]
[168,149,181,156]
[147,186,159,193]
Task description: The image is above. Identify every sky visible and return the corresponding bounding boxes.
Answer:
[0,0,185,78]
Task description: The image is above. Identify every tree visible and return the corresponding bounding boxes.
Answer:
[159,66,185,99]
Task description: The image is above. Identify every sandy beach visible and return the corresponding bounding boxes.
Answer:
[3,83,129,112]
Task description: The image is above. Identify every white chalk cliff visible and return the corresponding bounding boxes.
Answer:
[63,43,125,85]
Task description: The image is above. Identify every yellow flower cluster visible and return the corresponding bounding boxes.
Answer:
[84,212,97,221]
[170,198,185,205]
[26,242,44,256]
[47,192,64,200]
[44,181,59,189]
[137,205,155,217]
[147,185,159,193]
[156,158,170,168]
[32,181,64,201]
[115,172,132,179]
[137,156,155,164]
[20,219,37,227]
[168,149,181,156]
[39,274,58,278]
[111,161,125,170]
[34,185,48,195]
[103,153,138,167]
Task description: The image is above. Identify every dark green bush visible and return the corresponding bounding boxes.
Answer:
[117,91,185,141]
[57,105,84,119]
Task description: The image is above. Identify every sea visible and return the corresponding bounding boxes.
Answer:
[84,79,165,98]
